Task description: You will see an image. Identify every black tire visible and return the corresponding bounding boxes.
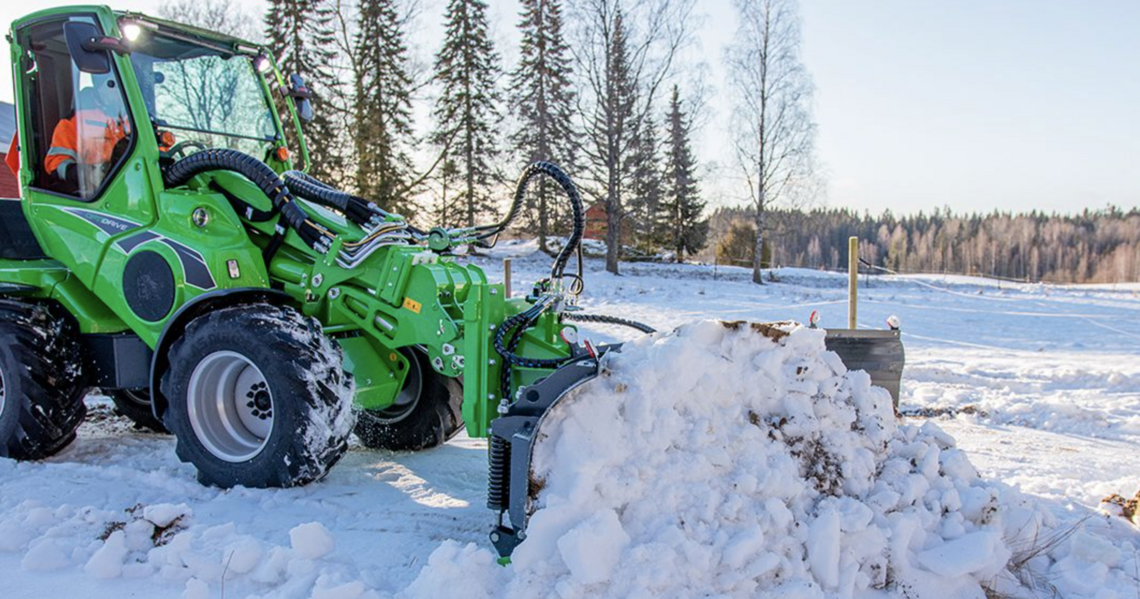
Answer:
[0,299,87,459]
[354,348,463,451]
[161,304,354,488]
[108,388,167,433]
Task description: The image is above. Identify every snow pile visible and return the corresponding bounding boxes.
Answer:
[0,497,378,599]
[405,321,1056,599]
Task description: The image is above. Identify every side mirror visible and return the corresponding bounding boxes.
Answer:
[63,22,129,75]
[286,74,314,123]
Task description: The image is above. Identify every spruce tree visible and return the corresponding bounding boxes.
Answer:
[264,0,344,183]
[430,0,502,227]
[627,108,665,253]
[353,0,415,213]
[662,85,707,260]
[511,0,577,251]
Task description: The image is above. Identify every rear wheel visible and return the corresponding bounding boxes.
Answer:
[161,304,354,488]
[354,348,463,451]
[0,299,87,460]
[108,388,167,433]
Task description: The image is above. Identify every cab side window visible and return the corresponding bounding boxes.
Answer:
[19,17,134,200]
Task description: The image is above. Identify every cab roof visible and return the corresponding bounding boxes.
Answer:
[10,5,264,54]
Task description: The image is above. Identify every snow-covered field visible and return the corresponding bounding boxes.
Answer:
[2,242,1138,598]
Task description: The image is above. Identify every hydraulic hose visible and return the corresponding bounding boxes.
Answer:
[563,312,656,334]
[497,162,585,284]
[493,298,570,371]
[494,303,656,400]
[283,170,383,228]
[461,162,585,290]
[162,149,332,252]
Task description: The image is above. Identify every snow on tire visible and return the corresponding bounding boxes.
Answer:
[0,299,87,460]
[160,303,355,488]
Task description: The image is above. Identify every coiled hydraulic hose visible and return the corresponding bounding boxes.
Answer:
[563,312,656,334]
[283,170,383,228]
[517,162,585,287]
[493,297,657,400]
[463,162,586,292]
[162,149,333,252]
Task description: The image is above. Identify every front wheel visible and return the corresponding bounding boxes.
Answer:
[354,348,463,451]
[161,304,354,488]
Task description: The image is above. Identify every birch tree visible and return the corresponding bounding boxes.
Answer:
[727,0,817,284]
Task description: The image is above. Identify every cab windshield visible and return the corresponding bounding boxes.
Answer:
[128,32,279,157]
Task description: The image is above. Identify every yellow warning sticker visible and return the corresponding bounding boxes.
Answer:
[403,297,422,314]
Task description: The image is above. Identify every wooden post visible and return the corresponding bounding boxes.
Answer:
[848,236,858,329]
[503,258,512,297]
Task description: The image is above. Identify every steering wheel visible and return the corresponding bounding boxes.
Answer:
[166,140,209,160]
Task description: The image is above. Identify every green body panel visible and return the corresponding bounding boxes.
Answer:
[337,336,408,410]
[0,4,574,433]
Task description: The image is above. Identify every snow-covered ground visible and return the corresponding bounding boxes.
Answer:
[2,242,1138,598]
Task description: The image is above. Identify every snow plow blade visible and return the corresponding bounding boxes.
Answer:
[487,354,604,557]
[486,321,906,558]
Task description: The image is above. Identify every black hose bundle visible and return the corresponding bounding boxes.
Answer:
[467,162,586,292]
[283,171,382,228]
[487,162,658,400]
[162,149,332,252]
[563,312,656,334]
[492,297,657,400]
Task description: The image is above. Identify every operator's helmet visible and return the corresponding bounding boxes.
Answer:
[83,71,120,113]
[77,86,100,112]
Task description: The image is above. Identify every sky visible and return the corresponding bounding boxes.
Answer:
[2,0,1137,216]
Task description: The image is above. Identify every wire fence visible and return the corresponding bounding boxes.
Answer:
[710,254,1033,287]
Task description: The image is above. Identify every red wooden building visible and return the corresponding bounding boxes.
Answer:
[0,102,19,198]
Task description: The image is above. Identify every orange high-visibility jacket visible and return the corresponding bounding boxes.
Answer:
[44,110,129,179]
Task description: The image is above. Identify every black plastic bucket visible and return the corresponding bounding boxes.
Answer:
[823,329,905,408]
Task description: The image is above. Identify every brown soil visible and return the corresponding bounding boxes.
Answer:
[899,404,990,419]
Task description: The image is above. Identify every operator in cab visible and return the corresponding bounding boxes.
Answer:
[44,71,131,195]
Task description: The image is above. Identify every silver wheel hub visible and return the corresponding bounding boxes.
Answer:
[0,365,6,417]
[186,351,273,462]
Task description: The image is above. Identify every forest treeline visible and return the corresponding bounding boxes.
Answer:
[708,206,1140,284]
[163,0,1139,284]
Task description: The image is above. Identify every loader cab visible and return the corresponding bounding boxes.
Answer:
[10,7,304,203]
[14,14,137,201]
[6,7,309,339]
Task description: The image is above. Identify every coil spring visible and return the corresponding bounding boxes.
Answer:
[487,436,511,511]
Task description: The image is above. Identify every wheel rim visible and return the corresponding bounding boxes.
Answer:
[369,350,423,424]
[186,351,273,462]
[119,388,150,407]
[0,364,6,417]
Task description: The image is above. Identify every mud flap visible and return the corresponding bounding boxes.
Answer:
[487,354,604,558]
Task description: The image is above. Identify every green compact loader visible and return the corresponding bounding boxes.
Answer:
[0,7,904,558]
